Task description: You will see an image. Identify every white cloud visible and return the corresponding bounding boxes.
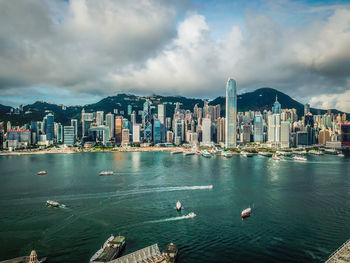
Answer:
[0,0,350,112]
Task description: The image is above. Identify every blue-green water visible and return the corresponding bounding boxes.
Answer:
[0,152,349,262]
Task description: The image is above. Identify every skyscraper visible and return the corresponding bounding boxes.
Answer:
[304,103,310,115]
[43,113,54,141]
[272,96,281,114]
[143,100,152,142]
[71,119,78,140]
[115,117,123,144]
[201,118,212,145]
[158,104,166,125]
[225,78,237,148]
[64,126,75,146]
[105,113,114,140]
[253,112,264,142]
[96,111,104,126]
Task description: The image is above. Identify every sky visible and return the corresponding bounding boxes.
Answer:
[1,0,350,112]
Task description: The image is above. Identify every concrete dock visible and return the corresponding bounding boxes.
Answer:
[326,239,350,263]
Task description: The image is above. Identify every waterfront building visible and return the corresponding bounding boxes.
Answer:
[225,78,237,148]
[296,131,308,146]
[174,119,184,145]
[132,124,141,143]
[115,117,123,144]
[81,109,94,137]
[43,113,54,141]
[217,117,225,143]
[253,112,264,142]
[319,129,331,145]
[201,118,212,146]
[105,113,114,140]
[242,124,251,143]
[56,123,63,143]
[63,126,75,146]
[280,121,290,148]
[121,129,130,146]
[89,125,110,145]
[7,129,31,144]
[143,100,152,142]
[153,119,162,144]
[167,130,174,143]
[71,119,78,140]
[268,112,281,147]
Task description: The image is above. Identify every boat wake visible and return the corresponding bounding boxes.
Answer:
[141,213,197,226]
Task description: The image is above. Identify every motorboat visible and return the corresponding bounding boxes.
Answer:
[176,201,182,211]
[46,200,60,207]
[293,156,307,162]
[241,207,252,218]
[37,171,47,175]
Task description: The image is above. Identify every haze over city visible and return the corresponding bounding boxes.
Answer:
[1,0,350,111]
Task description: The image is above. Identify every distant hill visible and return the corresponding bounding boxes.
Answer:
[0,88,346,126]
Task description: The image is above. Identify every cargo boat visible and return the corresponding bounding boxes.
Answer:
[46,200,59,207]
[90,235,125,263]
[162,243,178,263]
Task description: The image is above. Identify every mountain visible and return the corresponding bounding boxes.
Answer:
[0,88,347,126]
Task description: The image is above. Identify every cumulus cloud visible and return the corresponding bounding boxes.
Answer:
[0,0,350,112]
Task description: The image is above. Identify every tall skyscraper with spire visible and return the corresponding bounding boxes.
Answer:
[225,78,237,148]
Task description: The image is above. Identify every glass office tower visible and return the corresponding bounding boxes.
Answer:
[225,78,237,148]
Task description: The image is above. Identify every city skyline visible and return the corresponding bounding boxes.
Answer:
[1,0,350,112]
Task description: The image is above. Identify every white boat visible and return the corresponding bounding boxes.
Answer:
[272,154,280,161]
[293,156,307,162]
[99,171,114,176]
[200,150,212,158]
[46,200,60,207]
[187,212,196,218]
[37,171,47,175]
[241,207,252,218]
[221,151,233,158]
[176,201,182,211]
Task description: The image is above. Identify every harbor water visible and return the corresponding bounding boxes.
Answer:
[0,152,349,262]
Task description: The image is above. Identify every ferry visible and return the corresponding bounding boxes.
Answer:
[99,171,114,176]
[162,243,178,263]
[221,151,233,158]
[241,207,252,218]
[200,150,212,158]
[90,235,126,263]
[272,154,280,161]
[37,171,47,175]
[176,201,182,211]
[241,152,253,157]
[293,156,307,162]
[46,200,60,207]
[258,152,273,157]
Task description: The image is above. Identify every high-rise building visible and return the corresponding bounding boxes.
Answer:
[96,111,104,126]
[43,113,54,141]
[131,111,136,124]
[105,113,114,140]
[158,104,166,124]
[217,117,225,143]
[319,129,331,145]
[63,126,75,146]
[143,100,152,142]
[272,96,282,114]
[242,124,251,143]
[153,119,162,144]
[215,105,221,119]
[253,112,264,143]
[304,103,310,115]
[128,105,132,115]
[225,78,237,148]
[70,119,78,140]
[280,121,290,148]
[167,130,174,143]
[81,109,94,137]
[268,113,281,147]
[174,119,184,145]
[56,123,63,143]
[201,118,212,145]
[132,124,141,143]
[115,117,123,144]
[121,129,130,146]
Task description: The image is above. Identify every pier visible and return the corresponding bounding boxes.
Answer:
[325,239,350,263]
[108,244,168,263]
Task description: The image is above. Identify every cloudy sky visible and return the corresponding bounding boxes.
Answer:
[1,0,350,111]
